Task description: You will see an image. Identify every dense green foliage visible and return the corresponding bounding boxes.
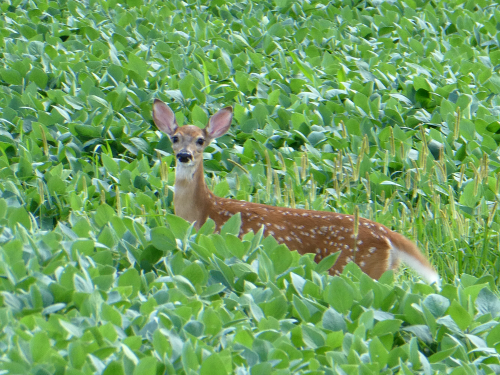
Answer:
[2,0,500,373]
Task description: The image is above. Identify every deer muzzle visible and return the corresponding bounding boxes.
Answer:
[177,151,193,163]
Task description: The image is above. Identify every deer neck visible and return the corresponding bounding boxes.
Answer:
[173,161,212,229]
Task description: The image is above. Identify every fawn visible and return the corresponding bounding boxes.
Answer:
[152,99,439,284]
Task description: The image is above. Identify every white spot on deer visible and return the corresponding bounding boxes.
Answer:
[360,261,366,267]
[368,247,377,253]
[316,248,321,254]
[269,230,275,236]
[285,236,291,241]
[357,240,363,245]
[278,237,283,241]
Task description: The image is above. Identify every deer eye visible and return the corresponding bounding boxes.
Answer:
[171,136,179,143]
[196,138,205,146]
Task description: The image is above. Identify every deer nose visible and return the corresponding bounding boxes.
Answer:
[177,151,193,163]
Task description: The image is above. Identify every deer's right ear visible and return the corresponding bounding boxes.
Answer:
[206,106,233,139]
[152,99,178,135]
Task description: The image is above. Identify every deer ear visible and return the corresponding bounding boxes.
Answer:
[152,99,178,135]
[206,106,233,139]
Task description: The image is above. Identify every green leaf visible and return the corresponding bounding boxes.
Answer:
[302,325,326,348]
[372,320,403,336]
[28,67,48,88]
[476,287,500,318]
[101,304,123,326]
[181,340,199,371]
[423,294,450,318]
[192,104,208,125]
[220,213,241,237]
[447,300,472,331]
[413,76,434,92]
[118,269,141,297]
[68,342,87,369]
[133,356,158,375]
[369,337,389,370]
[166,214,192,239]
[184,320,205,337]
[203,307,223,336]
[324,277,354,314]
[182,262,207,287]
[200,353,228,375]
[428,345,457,363]
[151,227,177,251]
[103,361,125,375]
[0,68,22,85]
[486,322,500,347]
[94,204,116,228]
[315,251,340,274]
[322,308,347,332]
[128,53,148,79]
[8,207,32,230]
[30,332,50,363]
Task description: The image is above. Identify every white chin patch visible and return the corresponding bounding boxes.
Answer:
[176,163,196,180]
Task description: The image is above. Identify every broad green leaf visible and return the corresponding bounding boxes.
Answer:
[220,213,241,237]
[200,353,228,375]
[322,308,347,332]
[68,342,87,369]
[8,207,32,230]
[30,332,50,363]
[324,277,354,314]
[132,357,158,375]
[447,300,472,331]
[476,287,500,318]
[315,251,340,274]
[166,214,192,239]
[151,227,177,251]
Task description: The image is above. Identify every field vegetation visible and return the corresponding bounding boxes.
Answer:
[2,0,500,373]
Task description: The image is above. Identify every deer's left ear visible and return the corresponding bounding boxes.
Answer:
[206,107,233,139]
[153,99,178,135]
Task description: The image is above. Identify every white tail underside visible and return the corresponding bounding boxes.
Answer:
[391,244,440,285]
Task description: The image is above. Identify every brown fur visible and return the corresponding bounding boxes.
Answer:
[152,100,438,282]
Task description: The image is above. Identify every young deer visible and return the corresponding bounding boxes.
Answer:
[152,99,439,284]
